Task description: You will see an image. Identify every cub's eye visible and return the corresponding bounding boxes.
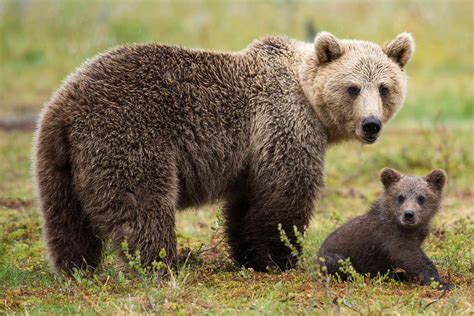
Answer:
[347,86,360,96]
[417,195,426,205]
[397,195,405,204]
[379,85,389,97]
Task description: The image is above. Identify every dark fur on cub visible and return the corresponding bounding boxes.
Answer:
[317,168,453,289]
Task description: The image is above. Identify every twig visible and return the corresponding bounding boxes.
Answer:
[341,280,362,315]
[341,299,362,315]
[195,236,225,256]
[424,255,453,310]
[98,275,110,297]
[324,274,340,315]
[423,287,448,310]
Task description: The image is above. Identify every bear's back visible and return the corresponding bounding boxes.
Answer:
[43,37,311,208]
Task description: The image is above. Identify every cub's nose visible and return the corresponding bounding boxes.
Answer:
[362,117,382,137]
[403,210,415,220]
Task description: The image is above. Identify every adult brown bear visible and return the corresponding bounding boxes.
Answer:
[33,32,414,274]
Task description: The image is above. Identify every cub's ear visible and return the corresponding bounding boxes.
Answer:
[380,167,402,189]
[314,31,343,64]
[383,32,415,68]
[425,169,447,192]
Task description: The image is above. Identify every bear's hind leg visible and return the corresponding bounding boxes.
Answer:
[114,205,177,270]
[108,182,178,270]
[79,147,181,271]
[42,193,103,274]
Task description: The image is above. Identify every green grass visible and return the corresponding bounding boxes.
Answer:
[1,124,473,314]
[0,0,473,121]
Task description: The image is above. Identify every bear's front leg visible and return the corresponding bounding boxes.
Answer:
[237,165,321,271]
[389,271,415,282]
[234,115,326,271]
[390,248,453,290]
[240,204,312,271]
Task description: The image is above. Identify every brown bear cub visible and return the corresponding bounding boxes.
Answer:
[317,168,453,289]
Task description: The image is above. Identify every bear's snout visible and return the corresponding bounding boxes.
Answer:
[361,117,382,143]
[403,210,415,220]
[400,210,418,226]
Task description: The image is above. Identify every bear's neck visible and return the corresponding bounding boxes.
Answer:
[297,47,347,145]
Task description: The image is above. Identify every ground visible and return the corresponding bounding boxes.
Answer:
[0,0,473,314]
[1,123,472,314]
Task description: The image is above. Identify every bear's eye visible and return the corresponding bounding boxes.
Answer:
[379,85,389,97]
[417,195,426,205]
[397,195,405,204]
[347,86,360,96]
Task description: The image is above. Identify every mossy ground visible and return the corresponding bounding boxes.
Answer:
[1,124,472,314]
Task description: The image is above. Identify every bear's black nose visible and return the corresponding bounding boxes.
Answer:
[403,210,415,219]
[362,117,381,136]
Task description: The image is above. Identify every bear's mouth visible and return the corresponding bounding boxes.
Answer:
[399,216,418,227]
[356,128,379,144]
[402,218,416,225]
[361,135,378,144]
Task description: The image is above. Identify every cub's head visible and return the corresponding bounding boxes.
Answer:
[300,32,415,144]
[379,168,446,229]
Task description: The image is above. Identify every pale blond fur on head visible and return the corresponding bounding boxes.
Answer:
[300,32,415,144]
[383,32,415,68]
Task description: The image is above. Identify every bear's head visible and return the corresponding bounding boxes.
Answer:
[300,32,415,144]
[379,168,446,229]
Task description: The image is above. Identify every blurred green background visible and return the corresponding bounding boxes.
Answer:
[0,0,472,122]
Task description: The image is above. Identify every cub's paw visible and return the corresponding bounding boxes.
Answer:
[436,282,457,291]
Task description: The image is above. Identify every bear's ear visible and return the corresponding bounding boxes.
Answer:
[380,167,402,189]
[383,32,415,68]
[314,32,343,64]
[425,169,447,192]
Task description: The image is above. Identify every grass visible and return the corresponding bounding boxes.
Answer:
[0,0,473,314]
[1,123,473,314]
[0,0,473,121]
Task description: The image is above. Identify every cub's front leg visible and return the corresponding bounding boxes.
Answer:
[390,248,453,290]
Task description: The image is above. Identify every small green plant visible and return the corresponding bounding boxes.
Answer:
[120,240,169,313]
[211,207,223,233]
[238,266,255,279]
[277,223,306,259]
[336,257,365,284]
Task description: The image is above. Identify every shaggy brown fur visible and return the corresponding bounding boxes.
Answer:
[317,168,453,289]
[33,32,414,274]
